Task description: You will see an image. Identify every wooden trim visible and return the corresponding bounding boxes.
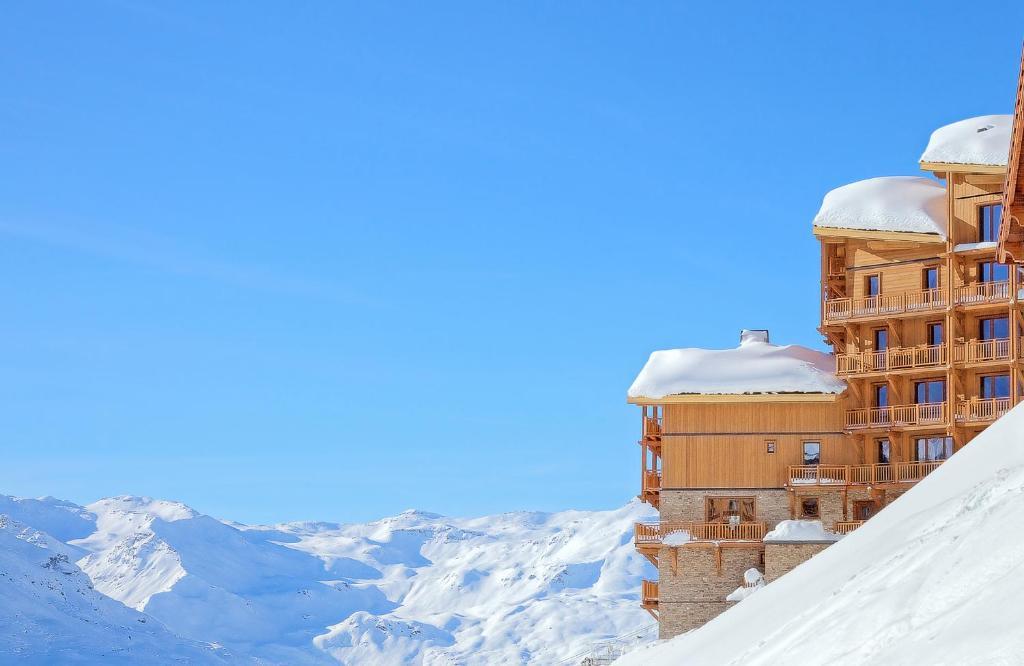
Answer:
[812,226,946,244]
[919,161,1006,175]
[628,393,841,405]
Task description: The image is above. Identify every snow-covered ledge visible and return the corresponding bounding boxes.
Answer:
[763,520,841,544]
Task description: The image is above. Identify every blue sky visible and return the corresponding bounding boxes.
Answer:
[2,2,1023,524]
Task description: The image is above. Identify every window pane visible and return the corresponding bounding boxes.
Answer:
[874,329,888,350]
[866,275,879,296]
[980,317,1009,340]
[803,442,821,465]
[915,436,953,461]
[980,204,1003,242]
[927,323,943,346]
[875,385,888,407]
[877,439,890,464]
[923,267,938,290]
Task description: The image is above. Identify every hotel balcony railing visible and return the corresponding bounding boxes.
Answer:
[789,461,944,486]
[834,520,866,535]
[823,288,944,323]
[845,402,946,430]
[954,280,1010,306]
[835,344,945,376]
[952,338,1012,363]
[641,579,659,610]
[956,397,1012,423]
[634,521,768,546]
[642,416,663,440]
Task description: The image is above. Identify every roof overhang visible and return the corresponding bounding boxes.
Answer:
[919,161,1006,175]
[1000,44,1024,264]
[627,393,842,405]
[813,226,945,244]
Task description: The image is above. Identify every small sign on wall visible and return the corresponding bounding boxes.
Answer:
[766,440,776,454]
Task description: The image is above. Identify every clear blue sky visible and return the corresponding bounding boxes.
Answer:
[2,2,1023,524]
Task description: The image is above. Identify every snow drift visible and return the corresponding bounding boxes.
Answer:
[617,402,1024,666]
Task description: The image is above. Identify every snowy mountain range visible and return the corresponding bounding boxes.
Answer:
[0,494,656,665]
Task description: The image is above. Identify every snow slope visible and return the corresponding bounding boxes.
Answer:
[0,512,230,665]
[812,176,947,238]
[0,494,656,665]
[628,333,844,399]
[616,402,1024,666]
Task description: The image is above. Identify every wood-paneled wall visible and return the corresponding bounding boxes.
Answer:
[661,400,850,488]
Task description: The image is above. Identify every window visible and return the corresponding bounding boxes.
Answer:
[765,440,776,454]
[915,379,945,404]
[979,316,1009,341]
[873,328,888,351]
[802,441,821,465]
[865,274,880,297]
[979,203,1003,243]
[980,375,1011,400]
[978,261,1009,283]
[800,498,820,518]
[915,436,953,461]
[853,500,878,520]
[923,266,939,290]
[874,384,889,408]
[706,497,755,523]
[877,439,891,464]
[927,322,943,346]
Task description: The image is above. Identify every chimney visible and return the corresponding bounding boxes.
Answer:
[740,329,770,345]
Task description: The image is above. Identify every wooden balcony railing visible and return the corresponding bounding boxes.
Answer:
[953,338,1011,363]
[834,521,865,535]
[823,288,944,323]
[642,470,661,492]
[845,402,946,429]
[642,416,663,442]
[956,397,1012,423]
[641,579,659,608]
[835,344,945,375]
[634,521,769,545]
[827,257,846,277]
[789,461,944,486]
[954,280,1010,305]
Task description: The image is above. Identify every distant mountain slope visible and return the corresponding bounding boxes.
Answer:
[617,403,1024,666]
[0,493,656,664]
[0,513,229,665]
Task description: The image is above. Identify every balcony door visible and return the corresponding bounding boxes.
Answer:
[980,375,1010,400]
[706,497,755,524]
[915,436,953,461]
[978,261,1009,284]
[979,316,1009,341]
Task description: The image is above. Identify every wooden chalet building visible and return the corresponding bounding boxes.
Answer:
[630,53,1024,639]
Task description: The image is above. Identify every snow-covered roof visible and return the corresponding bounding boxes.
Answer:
[920,114,1012,167]
[812,176,947,238]
[627,331,844,399]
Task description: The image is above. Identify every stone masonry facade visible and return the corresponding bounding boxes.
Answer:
[660,488,790,526]
[764,542,832,582]
[657,543,762,638]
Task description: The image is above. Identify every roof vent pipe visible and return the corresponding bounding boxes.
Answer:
[740,329,770,345]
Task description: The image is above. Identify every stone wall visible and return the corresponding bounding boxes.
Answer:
[764,542,832,582]
[660,489,790,527]
[657,543,763,638]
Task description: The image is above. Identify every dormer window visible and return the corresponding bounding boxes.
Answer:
[979,203,1003,242]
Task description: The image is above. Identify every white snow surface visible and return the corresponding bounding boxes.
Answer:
[0,512,230,665]
[762,519,840,543]
[0,494,657,665]
[628,338,844,399]
[812,176,947,238]
[920,114,1012,166]
[616,401,1024,666]
[953,241,998,253]
[724,568,764,602]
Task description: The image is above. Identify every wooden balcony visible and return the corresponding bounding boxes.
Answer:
[956,397,1012,424]
[953,338,1011,363]
[834,520,865,535]
[835,344,945,376]
[823,288,944,323]
[641,579,659,618]
[634,521,769,546]
[642,416,663,441]
[789,461,944,486]
[827,256,846,277]
[845,402,946,430]
[954,280,1010,306]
